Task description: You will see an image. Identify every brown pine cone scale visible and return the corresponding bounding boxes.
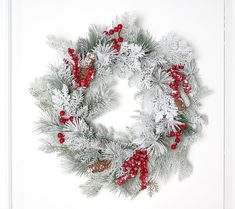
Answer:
[87,160,111,173]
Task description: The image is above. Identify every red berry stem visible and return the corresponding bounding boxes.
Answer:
[57,110,80,144]
[168,123,187,150]
[165,65,192,151]
[67,48,94,88]
[167,64,192,99]
[68,48,80,86]
[115,149,149,190]
[104,24,124,52]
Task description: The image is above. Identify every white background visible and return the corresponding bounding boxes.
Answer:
[1,0,228,208]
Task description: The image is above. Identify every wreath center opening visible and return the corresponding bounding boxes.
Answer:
[94,76,141,132]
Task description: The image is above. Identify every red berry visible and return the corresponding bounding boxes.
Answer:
[68,48,74,54]
[60,111,65,116]
[117,24,123,29]
[74,72,79,78]
[130,157,135,164]
[175,137,180,143]
[184,89,189,93]
[118,37,124,42]
[126,174,131,180]
[182,82,188,87]
[109,29,114,35]
[178,64,184,69]
[175,76,181,82]
[171,91,179,98]
[171,144,177,150]
[178,74,183,81]
[114,27,119,32]
[143,168,148,174]
[176,131,181,136]
[139,174,145,180]
[80,80,85,86]
[113,43,120,49]
[179,124,186,130]
[87,70,93,76]
[134,155,139,161]
[121,179,126,185]
[141,161,147,167]
[69,116,74,122]
[59,138,65,144]
[136,149,141,154]
[123,160,129,166]
[73,64,79,69]
[57,133,63,138]
[72,54,77,60]
[170,85,178,90]
[59,118,66,123]
[111,38,117,43]
[74,78,79,84]
[184,86,192,94]
[172,65,179,71]
[169,131,175,137]
[103,31,109,35]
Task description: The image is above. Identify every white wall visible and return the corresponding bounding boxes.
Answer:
[10,0,226,208]
[225,0,235,208]
[0,0,11,208]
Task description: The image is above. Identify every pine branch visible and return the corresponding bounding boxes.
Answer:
[80,174,109,197]
[137,29,158,54]
[147,181,159,197]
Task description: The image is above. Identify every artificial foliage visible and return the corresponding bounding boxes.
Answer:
[30,14,208,198]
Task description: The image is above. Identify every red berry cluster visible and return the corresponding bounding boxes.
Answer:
[57,132,65,144]
[168,123,187,150]
[67,48,94,88]
[57,110,77,144]
[104,24,124,52]
[59,110,74,124]
[166,64,192,99]
[115,149,149,190]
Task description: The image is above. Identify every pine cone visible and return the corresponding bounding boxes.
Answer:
[175,98,185,111]
[87,160,111,173]
[79,52,96,80]
[80,68,89,80]
[83,52,96,68]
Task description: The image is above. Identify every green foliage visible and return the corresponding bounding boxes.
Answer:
[87,25,106,51]
[147,181,159,197]
[80,174,110,197]
[136,29,158,54]
[177,114,195,135]
[85,78,118,119]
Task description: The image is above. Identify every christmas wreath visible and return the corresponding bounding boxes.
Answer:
[30,14,208,198]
